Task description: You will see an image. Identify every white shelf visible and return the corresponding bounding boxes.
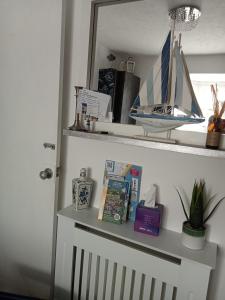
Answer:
[58,205,217,269]
[63,129,225,159]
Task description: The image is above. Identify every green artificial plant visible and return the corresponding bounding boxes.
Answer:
[176,179,225,231]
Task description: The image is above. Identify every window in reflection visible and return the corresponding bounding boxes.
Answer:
[178,73,225,132]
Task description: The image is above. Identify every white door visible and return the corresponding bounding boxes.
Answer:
[0,0,64,298]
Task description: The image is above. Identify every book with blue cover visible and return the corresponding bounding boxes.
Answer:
[98,160,142,222]
[102,178,130,224]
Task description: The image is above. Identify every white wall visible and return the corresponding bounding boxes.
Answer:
[186,54,225,74]
[60,1,225,299]
[133,53,225,87]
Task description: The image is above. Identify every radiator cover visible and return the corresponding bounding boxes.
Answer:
[54,206,217,300]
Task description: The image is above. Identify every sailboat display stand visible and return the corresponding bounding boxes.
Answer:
[129,6,204,143]
[133,130,176,144]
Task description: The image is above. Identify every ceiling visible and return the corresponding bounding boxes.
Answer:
[97,0,225,56]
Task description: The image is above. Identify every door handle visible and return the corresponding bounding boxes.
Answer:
[39,168,53,180]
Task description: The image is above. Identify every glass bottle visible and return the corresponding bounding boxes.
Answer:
[126,57,135,73]
[206,116,221,149]
[72,168,94,210]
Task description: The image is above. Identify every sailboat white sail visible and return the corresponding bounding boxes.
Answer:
[130,31,205,133]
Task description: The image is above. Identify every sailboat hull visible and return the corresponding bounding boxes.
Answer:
[130,113,205,133]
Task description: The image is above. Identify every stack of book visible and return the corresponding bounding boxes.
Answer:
[98,160,142,224]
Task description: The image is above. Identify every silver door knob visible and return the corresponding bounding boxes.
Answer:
[39,168,53,180]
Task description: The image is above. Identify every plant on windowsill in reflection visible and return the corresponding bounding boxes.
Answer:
[206,84,225,149]
[176,179,225,250]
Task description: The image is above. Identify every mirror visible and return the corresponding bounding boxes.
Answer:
[87,0,225,132]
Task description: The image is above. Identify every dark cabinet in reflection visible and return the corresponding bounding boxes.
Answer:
[98,68,140,124]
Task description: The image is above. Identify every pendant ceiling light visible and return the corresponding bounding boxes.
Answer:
[169,6,201,31]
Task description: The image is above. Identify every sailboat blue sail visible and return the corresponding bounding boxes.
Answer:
[161,31,171,104]
[130,31,204,133]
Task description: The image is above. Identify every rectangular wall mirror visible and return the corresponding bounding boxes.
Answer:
[87,0,225,133]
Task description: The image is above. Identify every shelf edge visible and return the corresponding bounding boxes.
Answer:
[63,129,225,159]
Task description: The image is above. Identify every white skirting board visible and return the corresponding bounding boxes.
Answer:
[54,206,217,300]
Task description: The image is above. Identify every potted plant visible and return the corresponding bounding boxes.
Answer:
[176,180,225,250]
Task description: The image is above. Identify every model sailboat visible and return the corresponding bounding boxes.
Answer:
[130,30,205,133]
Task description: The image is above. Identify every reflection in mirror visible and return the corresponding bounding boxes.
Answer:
[89,0,225,133]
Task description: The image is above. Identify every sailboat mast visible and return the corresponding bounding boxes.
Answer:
[167,20,175,105]
[178,33,182,48]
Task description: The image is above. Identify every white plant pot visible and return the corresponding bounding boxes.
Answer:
[182,231,205,250]
[182,221,206,250]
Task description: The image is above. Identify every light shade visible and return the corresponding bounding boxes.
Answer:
[169,6,201,31]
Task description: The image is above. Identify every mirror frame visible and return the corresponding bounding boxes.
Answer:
[86,0,143,89]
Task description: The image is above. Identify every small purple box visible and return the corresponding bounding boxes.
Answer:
[134,204,163,236]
